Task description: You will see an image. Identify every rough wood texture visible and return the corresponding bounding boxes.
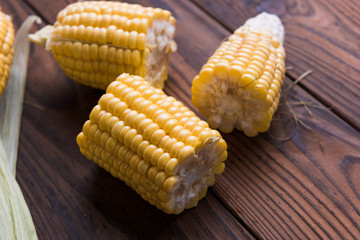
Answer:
[3,0,254,239]
[192,0,360,131]
[2,0,360,239]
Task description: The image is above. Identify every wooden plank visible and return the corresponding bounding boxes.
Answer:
[3,0,254,239]
[191,0,360,130]
[20,0,360,239]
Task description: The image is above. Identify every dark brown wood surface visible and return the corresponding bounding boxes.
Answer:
[2,0,359,239]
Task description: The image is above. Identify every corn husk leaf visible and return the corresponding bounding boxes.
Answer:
[0,15,40,240]
[0,140,37,239]
[0,16,39,175]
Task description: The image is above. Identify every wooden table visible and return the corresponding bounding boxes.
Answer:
[3,0,360,239]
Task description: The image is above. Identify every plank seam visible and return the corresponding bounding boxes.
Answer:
[23,0,51,25]
[209,188,263,240]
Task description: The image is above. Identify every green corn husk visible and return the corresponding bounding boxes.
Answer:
[0,141,37,239]
[0,15,39,240]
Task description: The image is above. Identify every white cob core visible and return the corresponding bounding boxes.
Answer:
[145,20,176,89]
[168,137,221,212]
[241,12,284,45]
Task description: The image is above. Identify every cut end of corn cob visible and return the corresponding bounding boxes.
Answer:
[0,9,15,96]
[191,12,286,136]
[77,73,227,214]
[29,1,177,90]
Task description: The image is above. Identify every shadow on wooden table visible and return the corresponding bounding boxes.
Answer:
[86,165,243,240]
[86,167,177,239]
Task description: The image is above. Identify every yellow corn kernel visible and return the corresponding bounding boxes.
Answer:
[29,1,177,90]
[77,73,227,214]
[0,10,15,96]
[191,12,286,136]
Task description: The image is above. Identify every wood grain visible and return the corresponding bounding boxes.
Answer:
[3,0,254,239]
[7,0,360,239]
[192,0,360,131]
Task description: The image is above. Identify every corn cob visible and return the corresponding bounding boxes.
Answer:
[191,12,286,136]
[29,1,177,90]
[77,73,227,214]
[0,9,15,96]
